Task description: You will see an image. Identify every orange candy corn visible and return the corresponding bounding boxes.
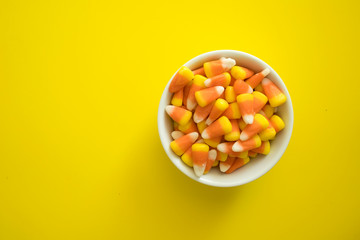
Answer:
[195,86,224,107]
[192,67,205,76]
[258,110,276,141]
[181,147,193,167]
[240,114,269,141]
[269,115,285,133]
[252,141,270,155]
[201,116,232,139]
[254,83,264,94]
[237,93,255,124]
[224,119,241,141]
[262,78,287,107]
[196,121,207,134]
[171,131,184,140]
[225,157,250,174]
[183,81,192,108]
[204,149,217,174]
[217,142,241,155]
[225,86,236,103]
[230,66,254,80]
[204,57,236,77]
[178,119,198,134]
[171,88,183,106]
[206,99,229,125]
[204,72,231,88]
[253,91,268,113]
[232,134,261,152]
[193,101,215,123]
[170,132,199,156]
[245,68,270,88]
[222,102,241,119]
[166,105,192,125]
[187,75,207,110]
[192,143,209,177]
[233,79,253,95]
[220,156,236,172]
[169,66,194,93]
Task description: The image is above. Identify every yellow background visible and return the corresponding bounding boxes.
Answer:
[0,0,359,239]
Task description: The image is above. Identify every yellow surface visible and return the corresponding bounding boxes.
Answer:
[0,0,360,239]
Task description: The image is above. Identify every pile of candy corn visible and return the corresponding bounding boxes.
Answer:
[166,57,286,177]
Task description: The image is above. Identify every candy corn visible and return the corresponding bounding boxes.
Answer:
[204,149,217,174]
[225,157,250,174]
[224,119,240,141]
[225,86,236,103]
[229,151,248,158]
[233,79,253,95]
[238,118,247,130]
[220,156,236,172]
[217,142,247,158]
[269,115,285,133]
[195,86,224,107]
[169,66,194,93]
[181,147,193,167]
[204,72,231,88]
[213,160,219,167]
[197,121,207,134]
[252,141,270,155]
[232,134,261,152]
[248,151,258,158]
[253,91,268,113]
[171,88,183,106]
[262,104,275,118]
[187,75,207,110]
[254,83,264,94]
[206,99,229,125]
[171,131,184,140]
[245,68,270,88]
[178,119,198,134]
[193,101,215,123]
[192,67,205,76]
[216,150,228,162]
[204,136,222,148]
[222,102,241,119]
[166,105,192,125]
[201,116,232,139]
[230,66,254,80]
[204,57,236,77]
[237,93,254,124]
[183,81,192,108]
[240,114,269,141]
[192,143,209,176]
[170,132,198,156]
[262,78,287,107]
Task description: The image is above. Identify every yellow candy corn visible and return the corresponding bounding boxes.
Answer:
[169,66,194,93]
[201,116,232,139]
[252,141,270,155]
[171,88,183,106]
[195,86,224,107]
[270,115,285,133]
[192,143,209,177]
[224,119,240,141]
[166,105,192,125]
[262,104,275,118]
[262,78,287,107]
[204,57,236,77]
[232,135,261,152]
[230,66,254,80]
[222,102,241,119]
[225,86,236,103]
[170,132,198,156]
[240,114,269,141]
[206,99,229,125]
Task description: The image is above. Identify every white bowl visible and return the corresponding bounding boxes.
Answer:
[157,50,294,187]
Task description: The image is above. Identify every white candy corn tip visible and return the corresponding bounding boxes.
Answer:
[220,57,236,70]
[193,164,205,177]
[188,132,199,142]
[217,143,227,153]
[193,113,203,123]
[243,115,254,124]
[261,68,271,77]
[208,149,217,161]
[262,78,271,85]
[240,132,249,141]
[232,142,244,152]
[171,131,184,140]
[186,99,197,111]
[215,86,225,95]
[205,118,213,126]
[247,85,254,93]
[220,162,231,172]
[201,130,210,139]
[204,78,211,87]
[165,105,175,115]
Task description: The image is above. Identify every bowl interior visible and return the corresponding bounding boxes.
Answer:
[158,50,293,187]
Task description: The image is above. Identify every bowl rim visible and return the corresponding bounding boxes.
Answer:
[157,50,294,187]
